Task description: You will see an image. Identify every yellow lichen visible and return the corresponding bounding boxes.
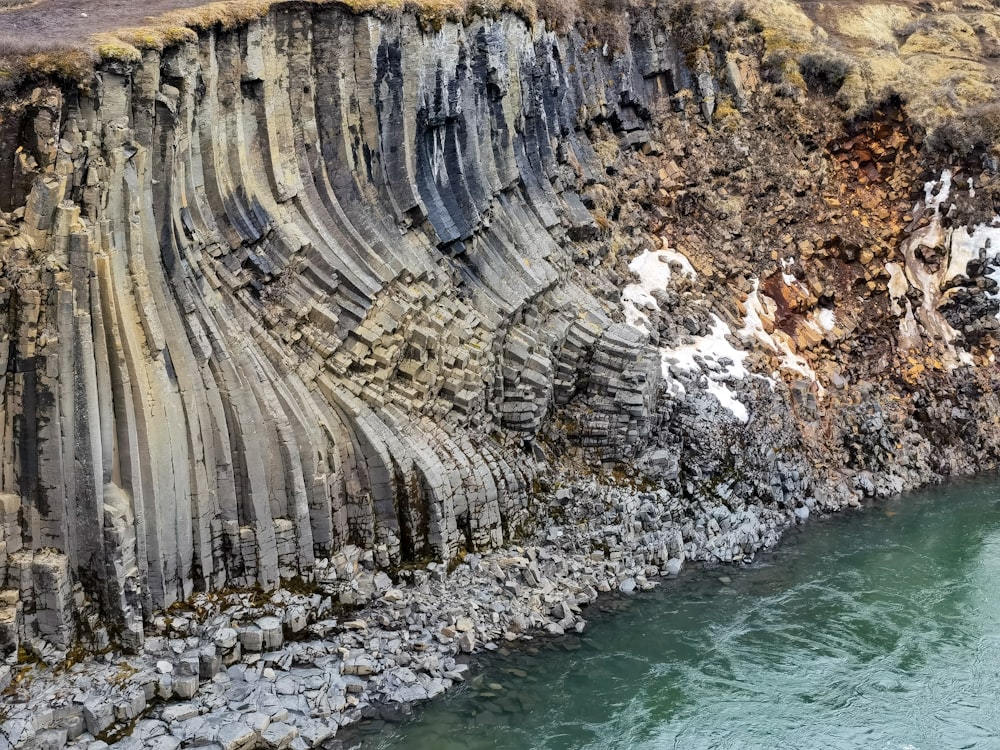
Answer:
[92,35,143,64]
[713,96,742,132]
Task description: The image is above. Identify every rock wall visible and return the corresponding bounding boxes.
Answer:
[0,6,716,654]
[1,1,1000,666]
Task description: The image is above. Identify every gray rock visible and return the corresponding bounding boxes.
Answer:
[161,704,200,724]
[173,673,199,699]
[239,626,263,653]
[458,631,476,654]
[261,723,297,750]
[83,700,114,736]
[216,721,255,750]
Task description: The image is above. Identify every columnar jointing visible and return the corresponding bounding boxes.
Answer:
[0,9,697,652]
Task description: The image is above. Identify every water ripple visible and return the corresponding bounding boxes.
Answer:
[375,478,1000,750]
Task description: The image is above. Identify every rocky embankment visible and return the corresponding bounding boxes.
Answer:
[2,475,801,750]
[5,0,1000,747]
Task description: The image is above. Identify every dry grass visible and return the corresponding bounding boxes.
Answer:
[4,0,1000,155]
[0,0,644,90]
[743,0,1000,153]
[0,0,539,69]
[0,41,94,98]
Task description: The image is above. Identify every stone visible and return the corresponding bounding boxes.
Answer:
[239,626,263,653]
[284,606,307,634]
[458,631,476,654]
[342,655,375,676]
[261,723,297,750]
[214,628,239,650]
[161,704,200,724]
[216,722,255,750]
[83,700,114,736]
[146,737,181,750]
[35,728,68,750]
[173,674,199,699]
[296,719,334,748]
[0,9,996,750]
[257,617,283,650]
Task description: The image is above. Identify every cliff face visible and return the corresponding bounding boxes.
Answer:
[1,1,1000,663]
[0,6,700,650]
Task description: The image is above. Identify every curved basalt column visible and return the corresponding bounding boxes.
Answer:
[0,8,699,648]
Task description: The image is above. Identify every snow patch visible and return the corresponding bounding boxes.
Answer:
[660,316,750,423]
[924,169,952,211]
[706,380,748,423]
[738,280,818,382]
[802,307,836,337]
[891,169,974,367]
[619,247,752,422]
[780,257,810,296]
[661,316,748,379]
[621,248,696,334]
[885,261,908,302]
[816,308,835,332]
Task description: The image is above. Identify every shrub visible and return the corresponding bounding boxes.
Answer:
[798,50,852,95]
[927,101,1000,156]
[762,47,806,98]
[534,0,579,33]
[577,0,634,54]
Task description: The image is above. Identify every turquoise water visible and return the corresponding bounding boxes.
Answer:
[368,478,1000,749]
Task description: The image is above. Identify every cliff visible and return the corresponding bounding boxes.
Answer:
[0,1,725,649]
[3,0,1000,742]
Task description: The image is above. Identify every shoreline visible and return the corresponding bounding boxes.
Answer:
[2,476,846,750]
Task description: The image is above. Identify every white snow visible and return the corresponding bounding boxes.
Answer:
[898,299,922,351]
[946,222,1000,285]
[896,169,986,367]
[661,248,697,278]
[816,308,836,332]
[802,307,836,337]
[660,316,750,423]
[619,247,752,422]
[738,279,818,382]
[619,247,837,423]
[706,380,748,423]
[780,257,810,296]
[621,248,696,334]
[661,316,748,379]
[885,261,908,302]
[924,169,952,211]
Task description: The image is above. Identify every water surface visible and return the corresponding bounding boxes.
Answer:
[372,478,1000,749]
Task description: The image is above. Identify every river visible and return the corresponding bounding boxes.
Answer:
[362,476,1000,749]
